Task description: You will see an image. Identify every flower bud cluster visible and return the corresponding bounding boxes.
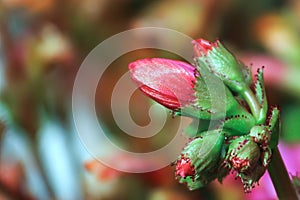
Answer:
[129,38,280,192]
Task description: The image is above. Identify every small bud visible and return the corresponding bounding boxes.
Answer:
[249,125,271,148]
[226,136,260,173]
[175,155,195,178]
[175,130,225,190]
[193,38,250,93]
[238,164,266,192]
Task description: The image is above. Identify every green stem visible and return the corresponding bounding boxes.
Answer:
[268,147,298,200]
[242,87,261,122]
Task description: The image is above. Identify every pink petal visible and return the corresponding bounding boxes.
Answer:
[129,58,196,109]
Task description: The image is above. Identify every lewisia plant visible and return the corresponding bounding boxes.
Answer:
[129,38,298,199]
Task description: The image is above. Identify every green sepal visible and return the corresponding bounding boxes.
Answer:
[260,147,272,167]
[268,106,280,149]
[217,144,231,183]
[180,64,254,127]
[184,119,210,138]
[182,130,224,172]
[194,66,247,118]
[254,68,268,124]
[180,65,229,119]
[222,113,255,136]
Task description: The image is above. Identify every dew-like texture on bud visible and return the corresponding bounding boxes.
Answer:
[129,58,196,110]
[175,130,225,190]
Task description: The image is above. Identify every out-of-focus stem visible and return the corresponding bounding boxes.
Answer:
[31,137,56,199]
[268,147,298,200]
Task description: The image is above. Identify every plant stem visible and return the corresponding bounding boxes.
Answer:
[242,87,261,122]
[268,147,298,200]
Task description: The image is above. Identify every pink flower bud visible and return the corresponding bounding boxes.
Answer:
[129,58,196,110]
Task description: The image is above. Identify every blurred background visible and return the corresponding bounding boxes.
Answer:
[0,0,300,199]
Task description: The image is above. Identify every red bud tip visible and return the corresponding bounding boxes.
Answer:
[192,38,218,56]
[176,155,195,178]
